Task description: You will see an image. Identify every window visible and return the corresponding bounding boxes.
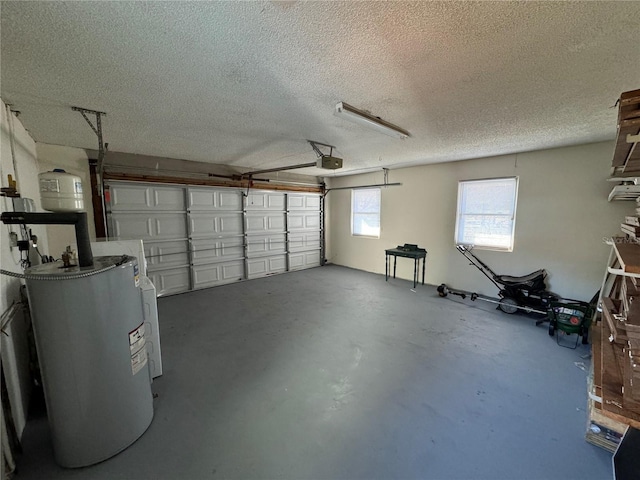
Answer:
[455,177,518,251]
[352,188,381,237]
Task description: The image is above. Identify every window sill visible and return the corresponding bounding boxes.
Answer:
[459,244,513,253]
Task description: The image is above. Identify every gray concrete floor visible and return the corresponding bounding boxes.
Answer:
[15,265,612,479]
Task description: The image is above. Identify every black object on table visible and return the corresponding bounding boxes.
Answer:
[385,244,427,288]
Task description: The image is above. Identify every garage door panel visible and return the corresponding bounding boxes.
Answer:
[191,237,244,264]
[246,192,285,210]
[110,212,187,240]
[189,213,243,237]
[245,216,263,232]
[220,215,244,234]
[247,255,286,278]
[145,240,189,270]
[289,231,320,252]
[288,212,319,231]
[289,251,321,270]
[188,188,242,211]
[287,193,320,210]
[109,183,185,211]
[193,260,244,289]
[246,233,286,256]
[246,213,285,233]
[109,215,152,239]
[148,267,191,296]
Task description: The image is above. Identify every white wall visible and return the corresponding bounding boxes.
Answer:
[0,99,50,440]
[36,143,95,258]
[327,141,628,301]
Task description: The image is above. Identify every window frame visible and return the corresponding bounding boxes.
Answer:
[454,177,519,252]
[351,187,381,238]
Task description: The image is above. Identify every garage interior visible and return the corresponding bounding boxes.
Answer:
[12,268,614,479]
[1,2,640,480]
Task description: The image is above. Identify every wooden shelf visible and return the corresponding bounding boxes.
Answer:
[594,321,602,403]
[608,184,640,201]
[600,321,640,428]
[593,89,640,434]
[602,297,629,343]
[613,242,640,274]
[612,89,640,174]
[588,323,630,452]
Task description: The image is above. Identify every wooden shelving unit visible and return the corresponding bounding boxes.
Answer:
[608,89,640,204]
[590,88,640,462]
[611,89,640,175]
[594,240,640,439]
[608,183,640,202]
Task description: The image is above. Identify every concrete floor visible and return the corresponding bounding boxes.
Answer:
[15,265,612,479]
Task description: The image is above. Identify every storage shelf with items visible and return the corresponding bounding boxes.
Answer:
[611,89,640,176]
[590,88,640,472]
[608,180,640,202]
[608,89,640,204]
[592,240,640,438]
[587,323,628,452]
[621,214,640,239]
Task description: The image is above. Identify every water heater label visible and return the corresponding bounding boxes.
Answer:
[129,323,147,375]
[40,178,60,192]
[133,264,140,287]
[129,323,145,353]
[131,345,148,375]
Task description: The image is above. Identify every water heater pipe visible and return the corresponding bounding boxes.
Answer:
[0,212,93,267]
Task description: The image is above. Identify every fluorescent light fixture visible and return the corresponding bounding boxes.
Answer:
[335,102,410,139]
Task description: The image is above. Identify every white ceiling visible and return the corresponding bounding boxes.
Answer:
[1,1,639,177]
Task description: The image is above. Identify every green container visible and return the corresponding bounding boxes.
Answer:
[547,299,594,348]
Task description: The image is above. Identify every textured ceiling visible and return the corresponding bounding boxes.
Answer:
[1,1,639,177]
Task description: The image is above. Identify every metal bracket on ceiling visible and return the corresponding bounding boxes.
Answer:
[324,167,402,196]
[72,106,108,238]
[308,140,335,159]
[72,106,107,170]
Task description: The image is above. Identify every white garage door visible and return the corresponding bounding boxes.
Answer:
[245,191,287,279]
[287,193,321,270]
[108,183,190,296]
[106,181,321,295]
[187,187,245,290]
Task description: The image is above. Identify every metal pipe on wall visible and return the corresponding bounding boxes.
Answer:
[1,212,94,267]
